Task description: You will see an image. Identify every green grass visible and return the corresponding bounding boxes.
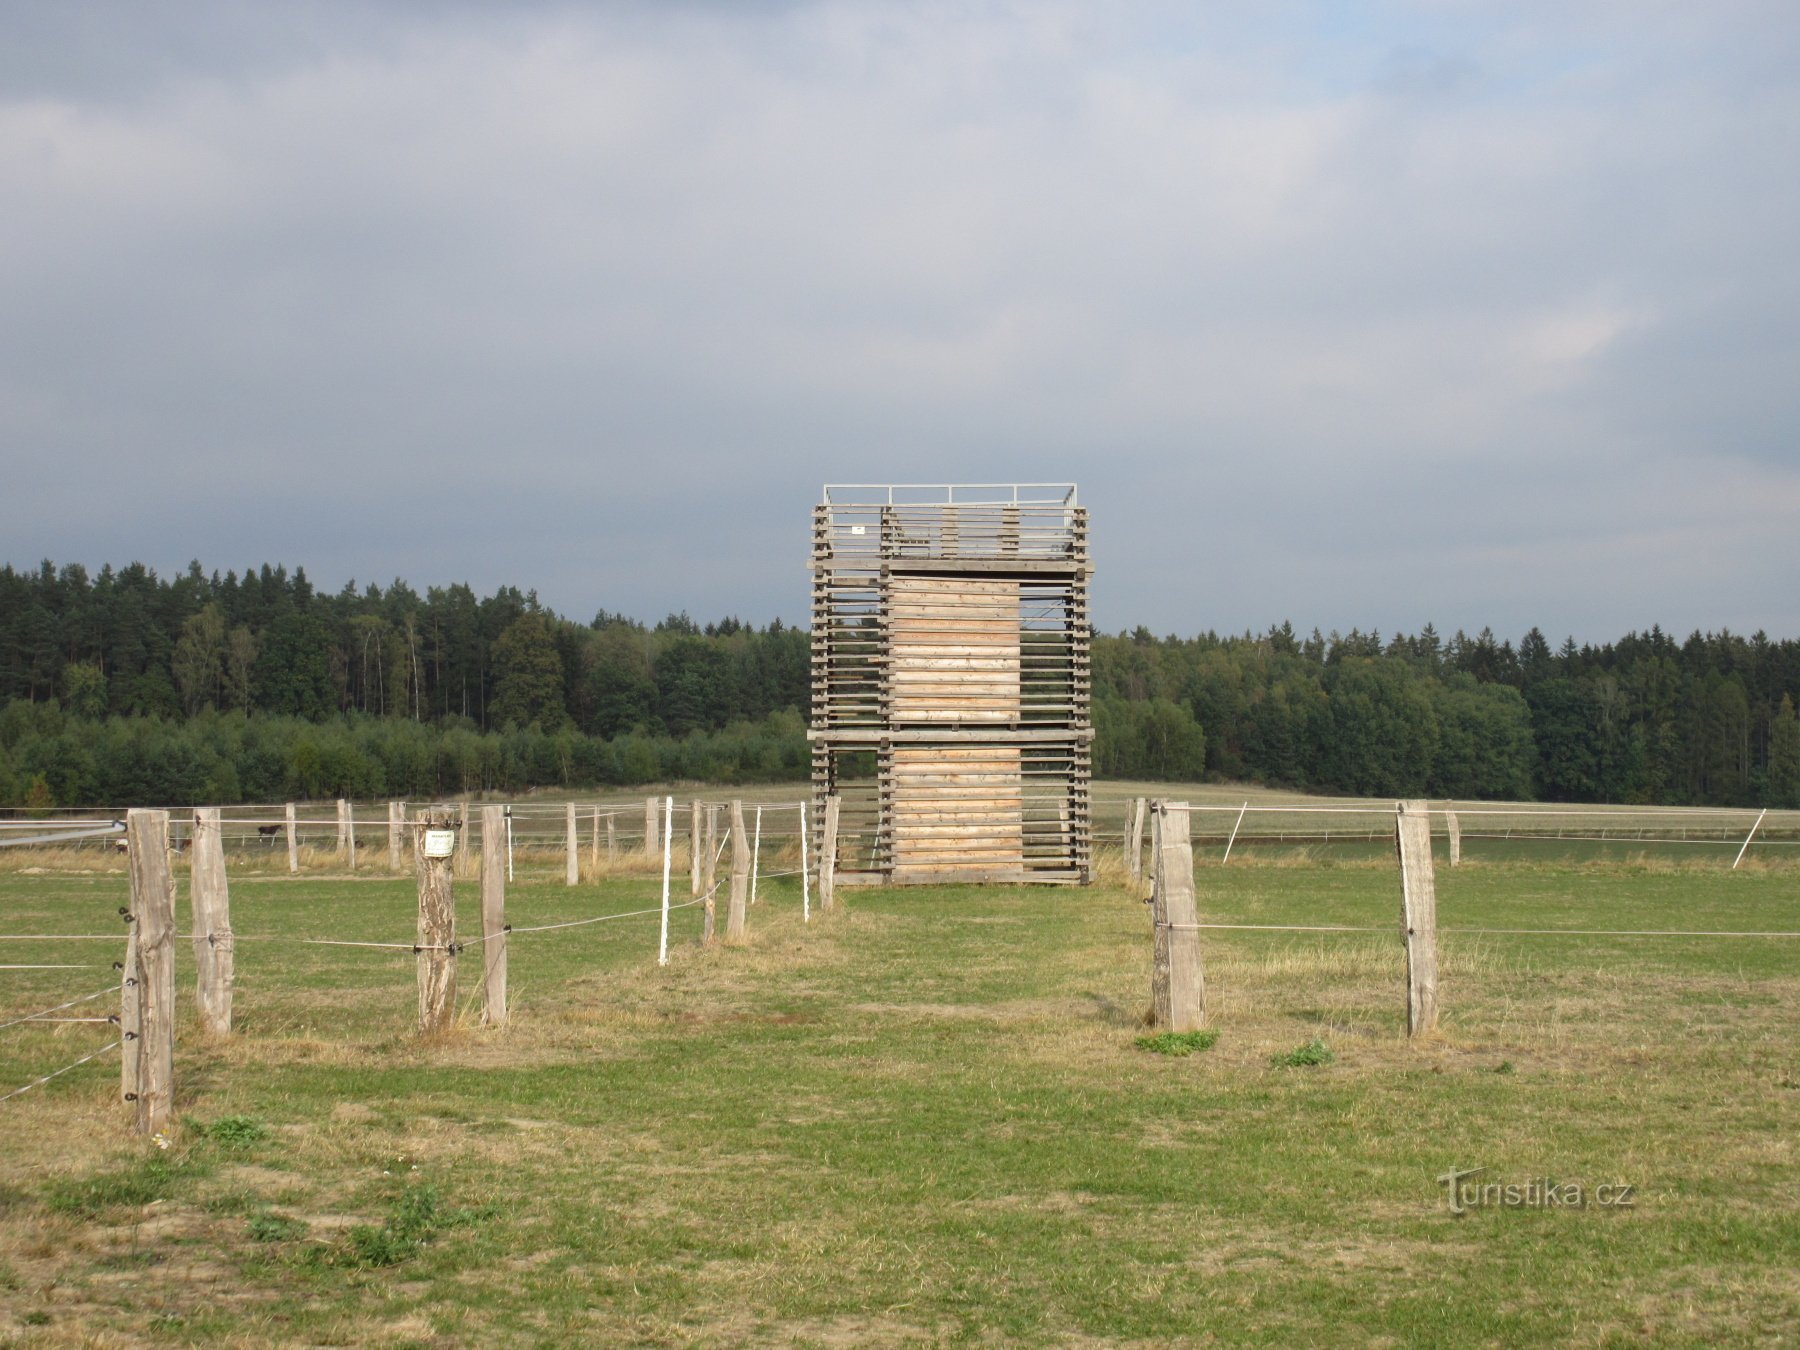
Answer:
[1135,1029,1220,1056]
[1270,1036,1336,1067]
[1,849,1796,1343]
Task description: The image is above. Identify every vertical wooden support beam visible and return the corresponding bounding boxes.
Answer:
[480,805,507,1027]
[1445,809,1461,868]
[606,813,617,862]
[820,794,841,913]
[689,799,703,897]
[455,800,470,876]
[335,798,349,866]
[126,809,175,1135]
[645,797,659,858]
[726,800,749,942]
[1396,800,1440,1038]
[285,802,298,873]
[1127,798,1146,881]
[1148,802,1205,1032]
[415,810,457,1036]
[590,808,600,871]
[189,807,233,1036]
[565,802,580,887]
[704,806,719,894]
[701,805,719,945]
[119,901,140,1105]
[388,801,405,871]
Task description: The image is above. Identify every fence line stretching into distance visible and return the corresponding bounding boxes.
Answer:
[5,790,1794,1129]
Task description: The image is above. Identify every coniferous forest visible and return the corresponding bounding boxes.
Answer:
[1,560,1798,809]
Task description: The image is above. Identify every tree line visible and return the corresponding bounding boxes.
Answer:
[1,560,1797,808]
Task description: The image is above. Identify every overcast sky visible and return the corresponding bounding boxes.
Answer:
[3,1,1797,643]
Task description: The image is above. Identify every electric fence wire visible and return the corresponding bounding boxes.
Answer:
[0,1040,122,1106]
[0,985,123,1034]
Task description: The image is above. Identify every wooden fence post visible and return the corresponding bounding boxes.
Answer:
[1128,797,1146,882]
[704,805,718,896]
[606,812,617,862]
[1396,800,1440,1038]
[590,808,600,871]
[566,802,580,887]
[388,801,405,871]
[701,806,719,945]
[1445,809,1461,868]
[285,802,298,873]
[1148,802,1205,1032]
[645,797,659,858]
[480,805,507,1027]
[726,800,749,942]
[820,795,841,913]
[119,899,140,1105]
[126,809,175,1134]
[415,810,457,1036]
[335,798,349,865]
[189,807,233,1036]
[690,800,703,897]
[455,800,470,876]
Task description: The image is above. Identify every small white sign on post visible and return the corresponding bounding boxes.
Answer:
[423,829,456,859]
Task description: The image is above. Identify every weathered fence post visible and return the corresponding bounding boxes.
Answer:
[119,900,140,1105]
[820,794,841,913]
[189,807,233,1036]
[480,805,507,1027]
[1149,802,1205,1032]
[799,801,811,922]
[285,802,298,873]
[1445,809,1461,868]
[415,810,457,1036]
[388,801,405,871]
[1127,797,1146,882]
[126,809,175,1134]
[590,808,600,871]
[566,802,580,887]
[606,812,617,862]
[455,800,470,875]
[703,805,719,896]
[645,796,659,859]
[701,806,719,945]
[726,800,749,942]
[1396,800,1440,1038]
[689,799,703,897]
[335,798,350,866]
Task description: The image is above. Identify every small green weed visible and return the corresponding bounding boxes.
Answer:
[338,1183,486,1268]
[200,1115,269,1147]
[1493,1060,1515,1075]
[1271,1038,1335,1068]
[1135,1029,1220,1057]
[43,1156,179,1218]
[247,1211,308,1243]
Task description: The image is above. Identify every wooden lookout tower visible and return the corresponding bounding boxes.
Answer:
[809,484,1093,885]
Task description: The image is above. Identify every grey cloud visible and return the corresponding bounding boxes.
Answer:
[2,2,1798,642]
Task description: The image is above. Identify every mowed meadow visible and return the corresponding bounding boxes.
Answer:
[1,817,1796,1345]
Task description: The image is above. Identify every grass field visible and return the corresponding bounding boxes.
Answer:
[1,839,1796,1344]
